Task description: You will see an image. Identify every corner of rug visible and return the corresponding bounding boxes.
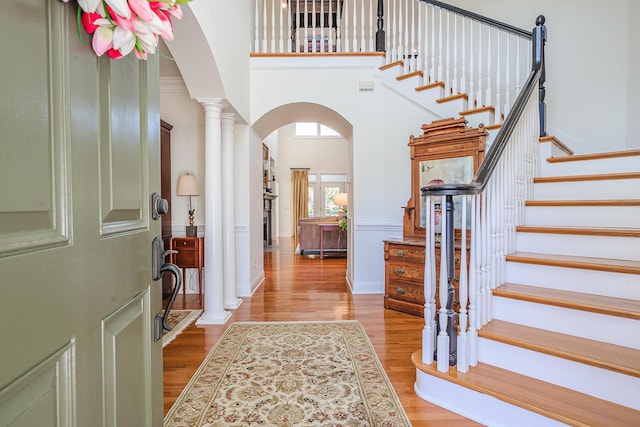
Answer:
[162,309,202,348]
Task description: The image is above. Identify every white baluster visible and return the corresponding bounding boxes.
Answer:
[468,19,475,108]
[390,0,396,62]
[457,195,469,372]
[430,5,436,82]
[303,0,309,52]
[437,8,443,84]
[287,0,292,52]
[353,0,358,52]
[515,36,522,98]
[368,0,374,52]
[417,0,423,72]
[254,0,260,52]
[460,15,466,96]
[271,0,276,52]
[495,29,502,121]
[336,0,342,52]
[403,0,409,73]
[262,0,268,52]
[320,0,325,52]
[468,194,479,366]
[311,0,316,52]
[361,0,366,52]
[329,0,333,52]
[410,0,416,72]
[397,0,403,68]
[423,195,435,364]
[485,25,493,110]
[504,34,511,116]
[452,13,459,95]
[343,0,350,52]
[477,23,483,106]
[422,4,429,74]
[437,195,449,373]
[444,11,450,94]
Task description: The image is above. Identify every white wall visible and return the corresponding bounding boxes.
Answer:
[160,78,206,235]
[445,0,639,153]
[271,124,349,237]
[251,57,439,293]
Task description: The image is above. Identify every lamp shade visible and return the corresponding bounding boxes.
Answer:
[334,192,348,206]
[177,173,200,196]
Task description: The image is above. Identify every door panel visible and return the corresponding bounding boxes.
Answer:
[0,1,163,425]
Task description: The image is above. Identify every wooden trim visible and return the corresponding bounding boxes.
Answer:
[479,320,640,377]
[516,225,640,238]
[539,135,574,156]
[412,352,640,426]
[436,93,468,104]
[547,149,640,163]
[396,70,423,81]
[250,52,386,58]
[533,172,640,183]
[379,60,403,71]
[506,251,640,275]
[485,123,502,131]
[494,283,640,320]
[460,105,494,116]
[415,81,445,92]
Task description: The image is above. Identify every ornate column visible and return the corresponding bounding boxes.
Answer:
[221,113,242,309]
[195,98,231,325]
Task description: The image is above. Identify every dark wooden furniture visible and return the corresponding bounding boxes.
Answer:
[384,118,486,316]
[161,120,173,299]
[170,236,204,298]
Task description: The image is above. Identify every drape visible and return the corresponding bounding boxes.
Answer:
[290,169,309,239]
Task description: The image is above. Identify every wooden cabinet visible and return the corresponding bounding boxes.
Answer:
[384,118,484,316]
[384,238,465,317]
[170,237,204,298]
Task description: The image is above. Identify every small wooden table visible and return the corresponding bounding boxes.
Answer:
[170,236,204,298]
[318,223,342,259]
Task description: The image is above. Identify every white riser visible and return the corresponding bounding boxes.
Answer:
[461,110,495,130]
[478,338,640,410]
[533,179,640,200]
[415,369,568,427]
[524,205,640,227]
[493,296,640,349]
[435,97,468,120]
[515,232,640,261]
[540,156,640,177]
[505,263,640,300]
[395,75,424,93]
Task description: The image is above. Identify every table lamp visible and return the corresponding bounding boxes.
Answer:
[177,173,200,237]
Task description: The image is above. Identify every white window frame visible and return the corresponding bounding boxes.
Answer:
[308,173,347,217]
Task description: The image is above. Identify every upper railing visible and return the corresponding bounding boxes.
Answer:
[253,0,537,130]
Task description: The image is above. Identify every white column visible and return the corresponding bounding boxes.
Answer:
[196,98,231,325]
[221,113,242,309]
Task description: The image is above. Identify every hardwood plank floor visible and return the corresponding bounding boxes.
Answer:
[163,237,481,426]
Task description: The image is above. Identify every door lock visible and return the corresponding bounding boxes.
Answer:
[151,192,169,220]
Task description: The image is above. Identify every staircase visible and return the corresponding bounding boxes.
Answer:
[412,148,640,426]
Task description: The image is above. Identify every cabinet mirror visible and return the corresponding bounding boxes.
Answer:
[403,118,486,238]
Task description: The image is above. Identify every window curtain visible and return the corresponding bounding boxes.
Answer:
[290,169,309,239]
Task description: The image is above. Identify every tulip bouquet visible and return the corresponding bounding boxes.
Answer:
[61,0,191,60]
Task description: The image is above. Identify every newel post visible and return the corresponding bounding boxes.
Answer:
[533,15,547,137]
[376,0,385,52]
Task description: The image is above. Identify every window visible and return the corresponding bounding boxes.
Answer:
[307,173,347,217]
[295,122,340,137]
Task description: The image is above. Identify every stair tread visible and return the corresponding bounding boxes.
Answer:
[479,320,640,377]
[412,352,640,426]
[507,251,640,274]
[495,283,640,320]
[516,225,640,238]
[534,172,640,183]
[547,149,640,163]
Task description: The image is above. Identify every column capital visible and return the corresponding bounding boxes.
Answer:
[221,112,236,122]
[197,98,224,111]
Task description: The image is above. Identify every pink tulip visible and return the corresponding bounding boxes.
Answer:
[77,0,101,13]
[167,4,182,20]
[82,11,102,34]
[104,0,130,19]
[92,26,114,56]
[128,0,154,21]
[108,48,124,59]
[134,48,148,60]
[106,5,135,31]
[112,26,136,56]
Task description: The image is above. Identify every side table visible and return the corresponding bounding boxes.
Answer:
[170,236,204,299]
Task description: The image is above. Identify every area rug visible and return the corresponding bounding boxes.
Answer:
[162,310,202,348]
[164,320,411,426]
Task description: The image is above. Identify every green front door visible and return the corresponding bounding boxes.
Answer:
[0,1,163,425]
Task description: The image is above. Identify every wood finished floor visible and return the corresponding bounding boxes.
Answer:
[163,237,481,426]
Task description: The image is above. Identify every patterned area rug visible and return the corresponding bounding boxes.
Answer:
[164,320,411,426]
[162,309,202,348]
